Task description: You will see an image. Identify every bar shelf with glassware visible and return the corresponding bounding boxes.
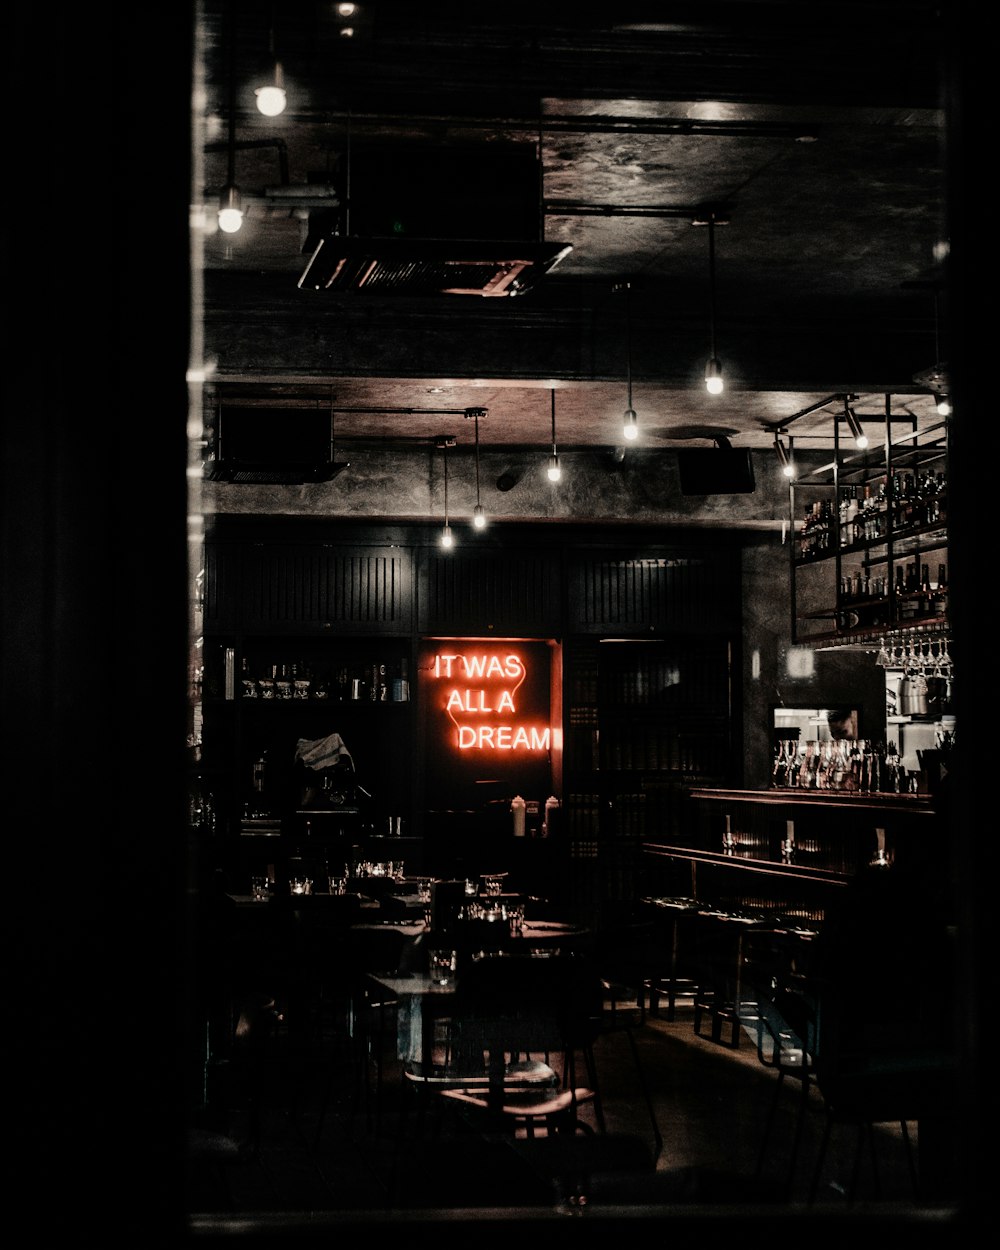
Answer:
[789,403,949,646]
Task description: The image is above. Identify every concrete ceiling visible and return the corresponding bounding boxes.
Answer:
[197,1,952,456]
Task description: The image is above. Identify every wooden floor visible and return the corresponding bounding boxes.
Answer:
[186,995,954,1225]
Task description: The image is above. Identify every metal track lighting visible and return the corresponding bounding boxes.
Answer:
[774,435,796,478]
[547,390,562,481]
[844,399,869,450]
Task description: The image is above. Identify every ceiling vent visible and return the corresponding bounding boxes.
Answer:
[297,142,570,296]
[298,236,571,297]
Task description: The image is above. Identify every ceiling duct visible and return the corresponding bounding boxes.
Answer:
[297,141,570,296]
[298,236,571,296]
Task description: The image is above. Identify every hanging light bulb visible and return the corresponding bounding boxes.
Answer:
[468,407,487,528]
[703,210,724,394]
[219,20,243,233]
[438,436,455,548]
[844,400,869,450]
[619,281,639,441]
[705,358,724,395]
[774,435,796,479]
[218,183,244,234]
[547,390,562,481]
[936,395,951,416]
[255,64,286,116]
[256,14,287,115]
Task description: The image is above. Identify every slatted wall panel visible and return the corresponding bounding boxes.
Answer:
[201,542,241,630]
[419,550,562,634]
[240,544,413,632]
[567,552,739,632]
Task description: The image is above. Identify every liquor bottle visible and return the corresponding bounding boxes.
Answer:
[892,565,908,620]
[932,564,948,616]
[919,563,932,614]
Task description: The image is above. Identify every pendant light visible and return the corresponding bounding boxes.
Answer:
[255,9,287,115]
[912,284,950,415]
[695,208,727,394]
[620,281,638,441]
[547,390,562,482]
[467,407,487,528]
[932,288,950,415]
[218,14,243,234]
[437,435,455,548]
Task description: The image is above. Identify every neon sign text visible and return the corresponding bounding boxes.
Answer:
[428,649,550,752]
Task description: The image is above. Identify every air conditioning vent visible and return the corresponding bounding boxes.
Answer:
[298,236,571,297]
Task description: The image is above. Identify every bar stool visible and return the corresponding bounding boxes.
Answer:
[691,906,767,1049]
[640,896,699,1021]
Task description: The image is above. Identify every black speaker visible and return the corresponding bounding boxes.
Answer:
[205,407,349,485]
[677,447,756,495]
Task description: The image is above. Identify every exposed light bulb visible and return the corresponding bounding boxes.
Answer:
[473,504,486,529]
[547,453,561,482]
[705,358,724,395]
[936,395,951,416]
[217,185,243,234]
[623,408,638,441]
[440,524,454,549]
[255,83,287,116]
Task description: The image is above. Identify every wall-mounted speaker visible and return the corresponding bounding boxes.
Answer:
[677,447,756,495]
[205,407,349,485]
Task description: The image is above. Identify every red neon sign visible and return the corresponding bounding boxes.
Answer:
[429,649,552,752]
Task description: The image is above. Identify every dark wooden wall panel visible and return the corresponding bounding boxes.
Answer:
[419,549,563,635]
[567,552,740,632]
[238,544,414,632]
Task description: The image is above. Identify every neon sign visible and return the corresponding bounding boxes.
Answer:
[429,649,551,752]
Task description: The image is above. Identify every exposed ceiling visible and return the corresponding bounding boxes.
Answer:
[197,1,952,458]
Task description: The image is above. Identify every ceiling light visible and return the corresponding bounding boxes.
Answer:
[619,280,639,442]
[547,390,562,482]
[705,357,723,395]
[255,13,287,115]
[844,399,868,449]
[936,395,951,416]
[467,407,487,528]
[255,68,286,117]
[218,19,243,232]
[437,435,455,549]
[218,184,244,234]
[774,435,796,478]
[695,208,728,395]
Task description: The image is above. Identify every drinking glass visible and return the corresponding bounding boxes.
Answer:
[428,949,457,985]
[251,876,269,902]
